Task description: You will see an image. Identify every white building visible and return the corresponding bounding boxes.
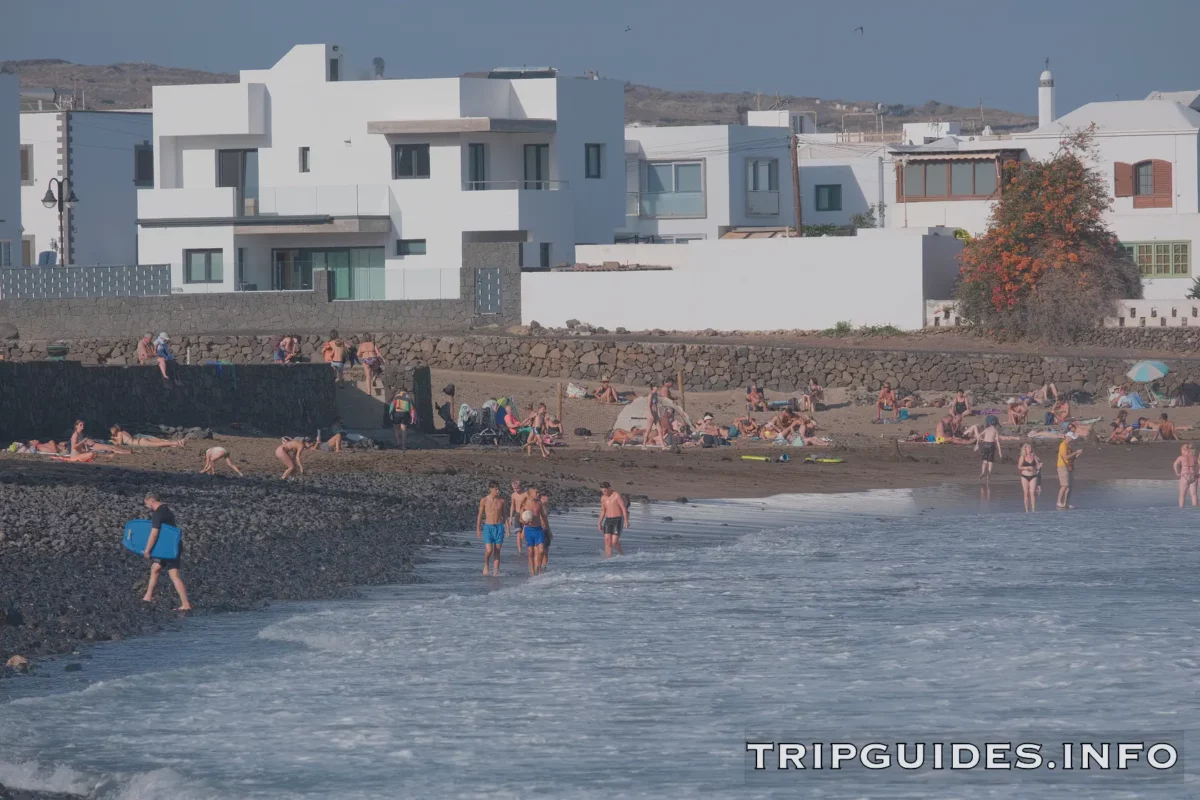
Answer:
[887,67,1200,298]
[796,139,892,229]
[0,75,19,266]
[617,110,807,243]
[19,110,152,265]
[137,44,625,298]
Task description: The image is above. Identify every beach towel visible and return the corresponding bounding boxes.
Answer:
[1129,393,1147,409]
[566,382,588,400]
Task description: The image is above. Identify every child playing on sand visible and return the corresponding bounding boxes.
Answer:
[201,445,243,476]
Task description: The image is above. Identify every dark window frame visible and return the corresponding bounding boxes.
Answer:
[393,144,431,179]
[299,146,310,173]
[898,159,1002,202]
[539,242,551,268]
[133,142,154,186]
[814,184,842,211]
[396,239,427,257]
[1133,161,1154,196]
[585,143,604,179]
[19,144,34,185]
[184,249,224,284]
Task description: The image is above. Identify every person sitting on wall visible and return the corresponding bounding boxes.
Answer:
[154,333,181,387]
[136,332,155,365]
[356,335,384,389]
[746,382,767,412]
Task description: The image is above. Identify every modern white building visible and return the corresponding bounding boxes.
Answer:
[887,67,1200,298]
[19,110,152,265]
[0,75,19,266]
[616,110,808,243]
[795,138,892,229]
[137,44,625,298]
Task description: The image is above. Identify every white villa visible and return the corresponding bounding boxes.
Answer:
[885,68,1200,298]
[137,44,626,298]
[617,110,808,242]
[20,110,152,266]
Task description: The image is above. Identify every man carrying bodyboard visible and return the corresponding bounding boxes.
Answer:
[142,493,192,611]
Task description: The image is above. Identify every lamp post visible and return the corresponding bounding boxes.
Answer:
[41,177,79,265]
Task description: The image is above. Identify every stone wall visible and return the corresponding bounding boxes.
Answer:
[0,244,520,340]
[0,264,171,300]
[0,361,338,442]
[7,333,1200,398]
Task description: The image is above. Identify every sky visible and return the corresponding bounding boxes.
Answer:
[2,0,1196,116]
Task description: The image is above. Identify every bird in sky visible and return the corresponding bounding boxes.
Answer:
[854,26,864,35]
[624,26,633,32]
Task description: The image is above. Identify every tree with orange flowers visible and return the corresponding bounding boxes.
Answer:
[954,128,1141,342]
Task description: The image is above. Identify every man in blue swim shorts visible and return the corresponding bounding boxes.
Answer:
[520,486,550,576]
[476,480,509,576]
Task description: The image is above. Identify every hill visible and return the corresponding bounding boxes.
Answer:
[2,58,1036,132]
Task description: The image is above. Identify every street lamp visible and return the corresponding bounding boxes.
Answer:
[41,177,79,265]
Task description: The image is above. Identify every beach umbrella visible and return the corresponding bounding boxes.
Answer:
[1126,360,1170,383]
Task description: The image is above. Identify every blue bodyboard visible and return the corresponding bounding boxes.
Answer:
[123,519,182,560]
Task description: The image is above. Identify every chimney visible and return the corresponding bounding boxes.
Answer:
[1038,59,1055,128]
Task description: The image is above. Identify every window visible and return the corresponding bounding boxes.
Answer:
[393,144,430,179]
[1134,162,1154,196]
[540,243,551,268]
[19,144,33,185]
[641,161,705,218]
[467,143,487,189]
[1115,160,1172,208]
[217,149,258,215]
[0,241,11,267]
[524,144,550,189]
[299,147,310,173]
[1122,241,1190,277]
[184,249,224,284]
[134,143,153,185]
[815,184,842,212]
[747,159,780,215]
[585,143,604,179]
[397,239,427,256]
[899,159,999,201]
[21,236,34,266]
[329,58,340,82]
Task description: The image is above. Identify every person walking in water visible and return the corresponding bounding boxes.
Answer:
[598,482,630,558]
[509,480,528,555]
[476,480,509,575]
[977,415,1002,482]
[1173,443,1198,509]
[1017,443,1042,513]
[1056,424,1083,510]
[141,493,192,611]
[519,487,549,576]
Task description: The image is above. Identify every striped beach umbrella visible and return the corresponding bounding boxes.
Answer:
[1126,360,1170,383]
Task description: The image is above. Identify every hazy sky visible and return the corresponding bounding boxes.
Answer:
[2,0,1195,115]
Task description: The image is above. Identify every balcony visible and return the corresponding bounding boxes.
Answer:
[258,185,390,217]
[138,187,237,220]
[461,180,568,192]
[746,190,781,216]
[139,185,391,234]
[152,82,267,137]
[634,191,705,219]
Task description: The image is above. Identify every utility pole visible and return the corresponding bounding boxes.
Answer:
[790,131,802,237]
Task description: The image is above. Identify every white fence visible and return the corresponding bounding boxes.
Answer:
[925,299,1200,328]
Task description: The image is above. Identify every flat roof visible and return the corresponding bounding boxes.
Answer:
[366,118,556,135]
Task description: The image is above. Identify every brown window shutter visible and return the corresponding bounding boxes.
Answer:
[895,164,903,202]
[1153,159,1173,208]
[1113,162,1133,197]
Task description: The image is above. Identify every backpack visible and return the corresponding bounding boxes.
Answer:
[574,427,592,437]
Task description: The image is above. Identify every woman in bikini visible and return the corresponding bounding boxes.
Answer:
[1017,443,1042,512]
[275,437,309,479]
[109,425,186,448]
[71,420,130,455]
[1173,443,1198,508]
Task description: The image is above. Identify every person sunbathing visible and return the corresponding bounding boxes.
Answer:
[70,420,130,455]
[1154,413,1178,441]
[1007,400,1029,426]
[51,451,99,463]
[109,425,186,448]
[545,417,564,437]
[609,427,644,447]
[595,376,620,404]
[951,390,971,417]
[27,439,63,455]
[769,409,804,438]
[876,383,899,421]
[734,416,761,438]
[697,413,728,440]
[1108,420,1134,444]
[1052,398,1071,424]
[1032,381,1058,405]
[746,382,767,412]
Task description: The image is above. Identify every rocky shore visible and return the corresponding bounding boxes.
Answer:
[0,461,593,674]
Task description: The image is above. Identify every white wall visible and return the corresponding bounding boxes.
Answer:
[575,243,691,268]
[0,75,19,264]
[21,111,152,265]
[799,156,892,228]
[524,229,962,331]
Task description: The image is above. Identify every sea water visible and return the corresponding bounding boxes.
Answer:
[1,482,1197,799]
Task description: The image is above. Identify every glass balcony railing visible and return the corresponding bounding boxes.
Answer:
[461,180,569,191]
[746,190,780,216]
[625,192,640,217]
[637,191,705,219]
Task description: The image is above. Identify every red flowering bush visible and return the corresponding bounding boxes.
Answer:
[954,129,1141,342]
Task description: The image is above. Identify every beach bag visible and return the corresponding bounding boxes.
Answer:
[574,427,592,437]
[700,434,717,448]
[566,382,587,399]
[1044,412,1055,425]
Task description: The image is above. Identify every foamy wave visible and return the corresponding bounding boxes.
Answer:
[0,760,92,795]
[257,616,367,653]
[0,761,217,800]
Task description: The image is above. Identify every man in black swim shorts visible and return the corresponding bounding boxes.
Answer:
[142,493,192,611]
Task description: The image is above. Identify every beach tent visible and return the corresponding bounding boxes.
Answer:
[612,395,695,432]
